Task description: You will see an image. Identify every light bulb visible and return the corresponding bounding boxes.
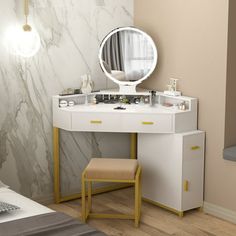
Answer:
[5,25,41,58]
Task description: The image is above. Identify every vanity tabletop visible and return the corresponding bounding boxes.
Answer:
[59,103,188,114]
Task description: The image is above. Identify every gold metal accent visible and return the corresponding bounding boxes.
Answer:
[142,197,184,217]
[24,0,29,16]
[184,180,189,192]
[23,0,32,32]
[89,213,135,220]
[86,178,136,183]
[198,206,204,212]
[90,120,102,124]
[53,127,60,204]
[87,182,92,213]
[53,128,137,203]
[81,169,86,222]
[178,211,184,217]
[23,24,32,32]
[142,121,154,125]
[81,166,142,227]
[130,133,137,159]
[135,165,142,227]
[59,183,132,203]
[191,146,200,150]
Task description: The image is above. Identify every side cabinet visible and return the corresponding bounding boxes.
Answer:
[138,131,205,214]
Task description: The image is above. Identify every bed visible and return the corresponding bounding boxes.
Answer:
[0,186,106,236]
[111,70,126,81]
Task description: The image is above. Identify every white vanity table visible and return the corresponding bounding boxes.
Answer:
[52,27,205,217]
[53,90,197,134]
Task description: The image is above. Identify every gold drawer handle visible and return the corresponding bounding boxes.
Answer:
[184,180,189,192]
[142,122,154,125]
[191,146,200,150]
[90,120,102,124]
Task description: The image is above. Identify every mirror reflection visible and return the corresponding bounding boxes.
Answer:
[101,28,157,83]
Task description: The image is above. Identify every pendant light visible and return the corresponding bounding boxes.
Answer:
[5,0,41,57]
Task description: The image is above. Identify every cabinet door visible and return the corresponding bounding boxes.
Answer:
[182,132,205,211]
[138,134,183,211]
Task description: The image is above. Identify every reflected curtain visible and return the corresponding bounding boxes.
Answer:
[102,32,124,71]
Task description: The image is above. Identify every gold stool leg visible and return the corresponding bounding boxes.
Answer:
[81,171,86,222]
[135,166,141,227]
[88,181,92,213]
[138,168,142,221]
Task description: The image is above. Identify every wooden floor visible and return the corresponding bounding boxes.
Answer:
[48,187,236,236]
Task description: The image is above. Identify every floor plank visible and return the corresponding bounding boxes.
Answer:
[48,187,236,236]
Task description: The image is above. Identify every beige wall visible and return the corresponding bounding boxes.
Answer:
[225,0,236,147]
[135,0,236,212]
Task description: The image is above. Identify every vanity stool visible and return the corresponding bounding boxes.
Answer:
[81,158,142,227]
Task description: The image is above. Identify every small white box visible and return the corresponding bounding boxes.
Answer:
[164,90,182,96]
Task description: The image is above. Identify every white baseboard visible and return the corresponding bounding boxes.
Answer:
[204,202,236,224]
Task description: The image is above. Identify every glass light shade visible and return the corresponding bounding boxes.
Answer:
[5,26,41,58]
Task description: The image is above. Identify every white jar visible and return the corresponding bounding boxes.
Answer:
[68,101,75,107]
[60,100,68,107]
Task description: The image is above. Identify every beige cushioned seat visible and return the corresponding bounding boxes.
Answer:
[85,158,138,180]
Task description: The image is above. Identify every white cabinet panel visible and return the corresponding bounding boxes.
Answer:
[138,134,182,210]
[138,131,205,213]
[53,110,71,131]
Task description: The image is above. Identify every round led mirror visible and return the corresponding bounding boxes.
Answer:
[99,27,158,93]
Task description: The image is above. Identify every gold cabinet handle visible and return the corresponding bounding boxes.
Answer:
[191,146,200,150]
[184,180,189,192]
[90,120,102,124]
[142,122,154,125]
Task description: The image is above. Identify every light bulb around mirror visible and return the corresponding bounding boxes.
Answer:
[4,25,41,58]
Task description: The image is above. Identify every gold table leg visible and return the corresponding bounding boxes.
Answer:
[53,127,60,204]
[130,133,137,159]
[81,170,86,222]
[53,130,137,204]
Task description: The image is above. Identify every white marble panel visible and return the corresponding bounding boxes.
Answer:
[0,0,133,200]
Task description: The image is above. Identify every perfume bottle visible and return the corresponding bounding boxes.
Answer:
[150,91,156,107]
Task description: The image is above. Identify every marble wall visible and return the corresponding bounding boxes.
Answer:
[0,0,133,201]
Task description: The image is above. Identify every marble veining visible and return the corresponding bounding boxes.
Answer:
[0,0,133,200]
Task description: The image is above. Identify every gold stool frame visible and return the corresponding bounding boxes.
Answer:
[81,165,142,227]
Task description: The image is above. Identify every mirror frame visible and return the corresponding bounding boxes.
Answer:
[99,26,158,92]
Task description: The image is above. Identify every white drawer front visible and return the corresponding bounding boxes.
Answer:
[71,112,121,132]
[183,132,205,161]
[122,114,173,133]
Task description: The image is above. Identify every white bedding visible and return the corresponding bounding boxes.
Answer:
[0,188,53,224]
[111,70,126,81]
